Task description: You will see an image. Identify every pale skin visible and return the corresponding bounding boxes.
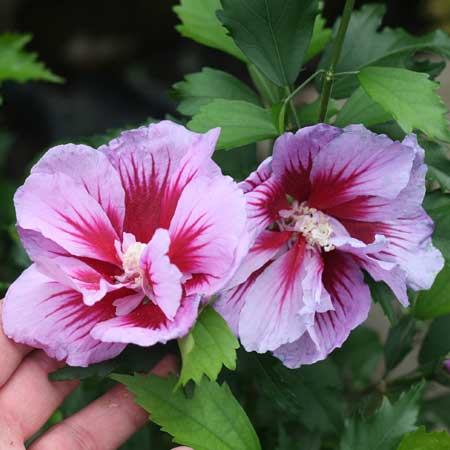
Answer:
[0,302,191,450]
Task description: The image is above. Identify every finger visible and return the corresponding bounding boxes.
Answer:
[0,350,79,440]
[0,300,31,388]
[30,354,178,450]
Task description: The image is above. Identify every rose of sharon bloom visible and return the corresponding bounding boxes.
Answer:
[3,121,248,367]
[215,124,444,368]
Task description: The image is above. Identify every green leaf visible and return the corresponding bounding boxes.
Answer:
[173,0,245,61]
[414,263,450,319]
[339,383,424,450]
[384,315,417,372]
[174,67,260,116]
[213,143,258,180]
[358,67,450,142]
[304,14,332,63]
[397,427,450,450]
[423,394,450,429]
[248,64,284,105]
[188,99,278,149]
[367,276,398,326]
[333,326,383,389]
[297,97,338,126]
[423,140,450,191]
[419,314,450,366]
[0,33,62,83]
[319,4,450,98]
[334,87,392,128]
[178,306,239,386]
[256,356,343,433]
[218,0,318,86]
[49,345,166,381]
[112,374,262,450]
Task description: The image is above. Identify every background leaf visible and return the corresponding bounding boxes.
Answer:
[396,427,450,450]
[173,0,245,61]
[339,383,424,450]
[304,13,332,63]
[178,306,239,386]
[218,0,318,86]
[358,66,450,142]
[423,140,450,191]
[419,314,450,367]
[174,67,260,116]
[0,33,62,83]
[112,374,262,450]
[188,99,278,149]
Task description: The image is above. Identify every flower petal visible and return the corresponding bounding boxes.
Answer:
[274,251,371,368]
[100,121,221,242]
[91,295,200,346]
[15,172,120,265]
[239,157,273,193]
[309,125,414,211]
[140,228,183,320]
[168,175,248,296]
[31,144,125,235]
[272,124,341,202]
[3,265,126,367]
[238,239,313,353]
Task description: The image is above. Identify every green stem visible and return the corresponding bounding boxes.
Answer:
[283,70,325,105]
[318,0,356,122]
[285,86,301,129]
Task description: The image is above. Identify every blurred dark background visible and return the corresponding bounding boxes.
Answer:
[0,0,449,286]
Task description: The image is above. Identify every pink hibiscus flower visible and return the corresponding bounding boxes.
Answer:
[3,121,248,367]
[215,124,443,368]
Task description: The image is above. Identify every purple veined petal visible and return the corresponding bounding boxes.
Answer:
[31,143,125,235]
[17,227,69,261]
[308,125,415,211]
[140,228,183,320]
[239,157,273,193]
[225,230,291,290]
[2,264,126,367]
[168,174,248,296]
[272,124,341,203]
[91,295,200,346]
[99,121,221,243]
[113,291,145,316]
[273,251,371,368]
[15,172,121,265]
[238,238,315,353]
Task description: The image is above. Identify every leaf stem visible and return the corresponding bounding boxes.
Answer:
[318,0,356,123]
[285,86,301,129]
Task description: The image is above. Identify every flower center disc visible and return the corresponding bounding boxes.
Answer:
[279,201,335,252]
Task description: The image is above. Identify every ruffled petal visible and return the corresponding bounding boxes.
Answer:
[274,251,371,368]
[31,143,125,235]
[3,265,126,367]
[168,175,248,296]
[309,125,415,211]
[91,295,200,346]
[238,239,313,352]
[239,157,273,193]
[140,228,183,320]
[99,121,221,242]
[272,124,341,202]
[15,172,120,265]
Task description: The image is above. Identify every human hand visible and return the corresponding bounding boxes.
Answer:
[0,301,192,450]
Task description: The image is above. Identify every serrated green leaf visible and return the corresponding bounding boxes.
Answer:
[174,67,260,116]
[112,374,262,450]
[173,0,245,61]
[358,67,450,142]
[256,356,343,433]
[178,306,239,386]
[319,4,450,98]
[188,99,278,149]
[248,64,284,105]
[304,14,332,63]
[334,87,392,128]
[366,275,398,326]
[419,314,450,366]
[385,315,417,372]
[339,383,424,450]
[219,0,318,86]
[414,263,450,319]
[0,33,62,83]
[397,427,450,450]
